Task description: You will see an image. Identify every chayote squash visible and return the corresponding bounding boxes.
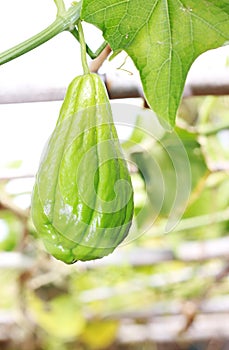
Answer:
[31,73,134,264]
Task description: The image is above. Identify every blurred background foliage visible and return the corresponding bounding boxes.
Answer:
[0,94,229,350]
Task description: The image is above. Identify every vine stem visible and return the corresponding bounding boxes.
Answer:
[77,20,90,74]
[145,208,229,238]
[0,4,81,66]
[53,0,66,16]
[89,44,111,72]
[178,119,229,136]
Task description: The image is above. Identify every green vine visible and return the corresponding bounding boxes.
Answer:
[0,4,81,66]
[54,0,66,16]
[0,2,107,66]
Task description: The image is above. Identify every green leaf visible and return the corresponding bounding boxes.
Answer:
[0,211,23,252]
[127,116,207,223]
[28,293,85,340]
[81,0,229,126]
[80,321,118,350]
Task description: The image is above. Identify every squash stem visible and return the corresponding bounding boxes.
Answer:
[78,20,90,74]
[70,28,107,59]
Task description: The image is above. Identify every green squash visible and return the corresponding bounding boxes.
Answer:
[31,73,134,263]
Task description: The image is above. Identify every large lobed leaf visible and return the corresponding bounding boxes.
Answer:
[81,1,229,126]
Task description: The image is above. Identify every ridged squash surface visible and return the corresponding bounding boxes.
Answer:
[31,73,134,263]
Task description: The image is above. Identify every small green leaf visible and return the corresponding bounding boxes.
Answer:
[0,212,23,251]
[81,321,118,349]
[81,0,229,126]
[28,293,85,340]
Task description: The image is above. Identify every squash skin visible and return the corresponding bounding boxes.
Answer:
[31,73,134,263]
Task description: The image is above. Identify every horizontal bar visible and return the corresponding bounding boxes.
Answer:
[1,68,229,105]
[117,313,229,344]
